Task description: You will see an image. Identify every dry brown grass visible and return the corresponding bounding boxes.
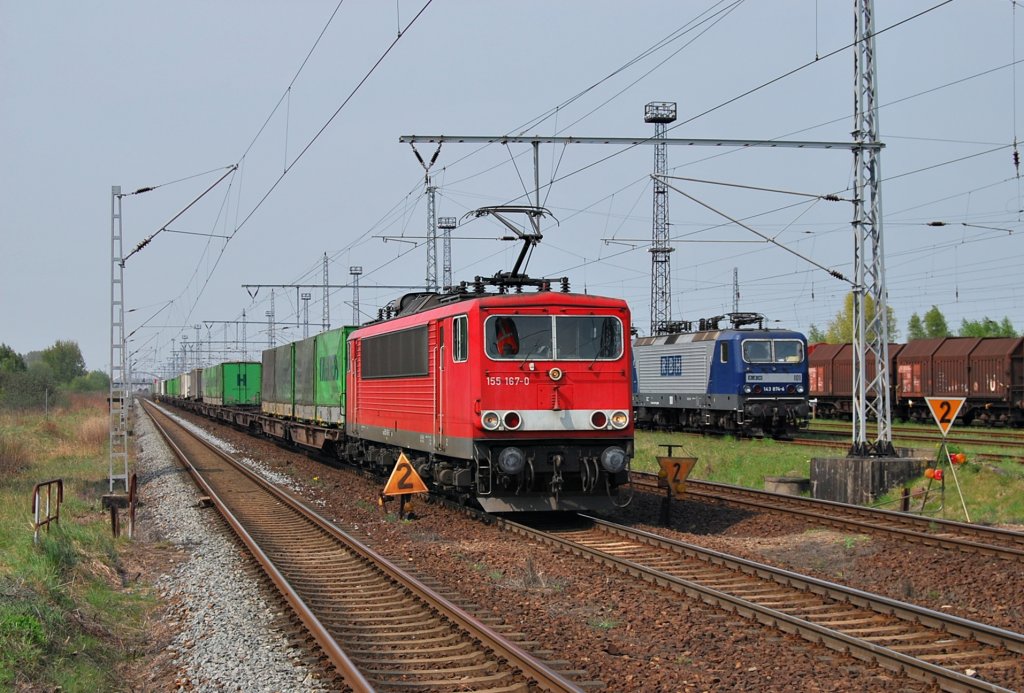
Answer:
[77,416,109,448]
[37,419,61,439]
[66,392,106,413]
[0,430,30,475]
[77,416,109,454]
[50,415,109,458]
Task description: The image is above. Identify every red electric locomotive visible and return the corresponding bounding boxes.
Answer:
[345,275,634,512]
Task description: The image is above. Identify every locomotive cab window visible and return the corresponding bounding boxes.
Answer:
[453,315,468,363]
[741,339,804,364]
[485,315,623,361]
[742,340,773,363]
[720,342,730,363]
[773,339,804,363]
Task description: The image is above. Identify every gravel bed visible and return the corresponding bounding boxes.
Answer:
[132,405,330,692]
[156,407,964,691]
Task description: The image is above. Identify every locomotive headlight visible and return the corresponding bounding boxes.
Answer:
[548,367,563,381]
[796,385,805,394]
[600,446,628,474]
[610,410,629,429]
[591,411,608,429]
[482,411,500,430]
[503,411,522,430]
[743,385,752,394]
[497,446,526,475]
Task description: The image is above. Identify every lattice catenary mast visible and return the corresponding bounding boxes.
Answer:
[409,144,442,291]
[108,186,129,492]
[851,0,894,456]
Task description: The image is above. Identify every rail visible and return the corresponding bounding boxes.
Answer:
[499,514,1024,693]
[630,472,1024,560]
[142,399,583,692]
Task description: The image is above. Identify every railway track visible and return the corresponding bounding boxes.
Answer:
[802,423,1024,462]
[809,421,1024,444]
[687,429,1024,464]
[142,401,587,692]
[630,472,1024,561]
[502,514,1024,693]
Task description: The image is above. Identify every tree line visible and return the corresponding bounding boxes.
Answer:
[0,340,109,409]
[807,293,1018,344]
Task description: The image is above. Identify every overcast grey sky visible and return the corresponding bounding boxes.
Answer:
[2,1,1021,377]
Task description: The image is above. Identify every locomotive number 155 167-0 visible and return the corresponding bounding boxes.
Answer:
[486,376,531,387]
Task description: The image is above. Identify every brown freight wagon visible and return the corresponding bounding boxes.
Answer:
[966,336,1024,426]
[932,337,981,397]
[808,342,903,420]
[808,343,844,418]
[894,338,945,426]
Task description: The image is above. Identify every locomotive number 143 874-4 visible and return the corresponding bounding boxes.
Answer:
[486,376,531,387]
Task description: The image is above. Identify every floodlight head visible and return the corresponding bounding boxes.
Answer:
[644,101,677,124]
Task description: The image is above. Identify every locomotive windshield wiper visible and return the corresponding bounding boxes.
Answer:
[518,343,550,369]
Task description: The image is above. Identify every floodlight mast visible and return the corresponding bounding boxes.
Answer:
[349,266,362,325]
[266,290,275,348]
[322,253,330,332]
[301,293,311,338]
[438,217,457,291]
[644,101,677,335]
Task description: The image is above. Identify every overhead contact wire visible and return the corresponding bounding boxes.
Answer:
[230,0,434,241]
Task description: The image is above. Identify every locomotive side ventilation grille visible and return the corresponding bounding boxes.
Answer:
[362,326,429,379]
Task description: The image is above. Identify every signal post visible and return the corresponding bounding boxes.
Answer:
[381,451,429,520]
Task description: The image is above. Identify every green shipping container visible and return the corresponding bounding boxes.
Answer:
[294,335,317,421]
[261,343,294,418]
[167,376,180,397]
[203,362,261,406]
[314,326,356,424]
[291,326,356,425]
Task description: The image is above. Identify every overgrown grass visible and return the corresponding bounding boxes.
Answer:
[633,430,827,487]
[0,398,156,691]
[634,430,1024,525]
[874,457,1024,525]
[0,429,31,475]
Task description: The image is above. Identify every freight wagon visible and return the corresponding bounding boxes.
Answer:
[809,336,1024,426]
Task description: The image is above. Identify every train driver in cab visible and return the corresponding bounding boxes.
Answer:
[494,317,520,356]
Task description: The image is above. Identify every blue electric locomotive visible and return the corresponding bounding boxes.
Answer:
[633,313,810,438]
